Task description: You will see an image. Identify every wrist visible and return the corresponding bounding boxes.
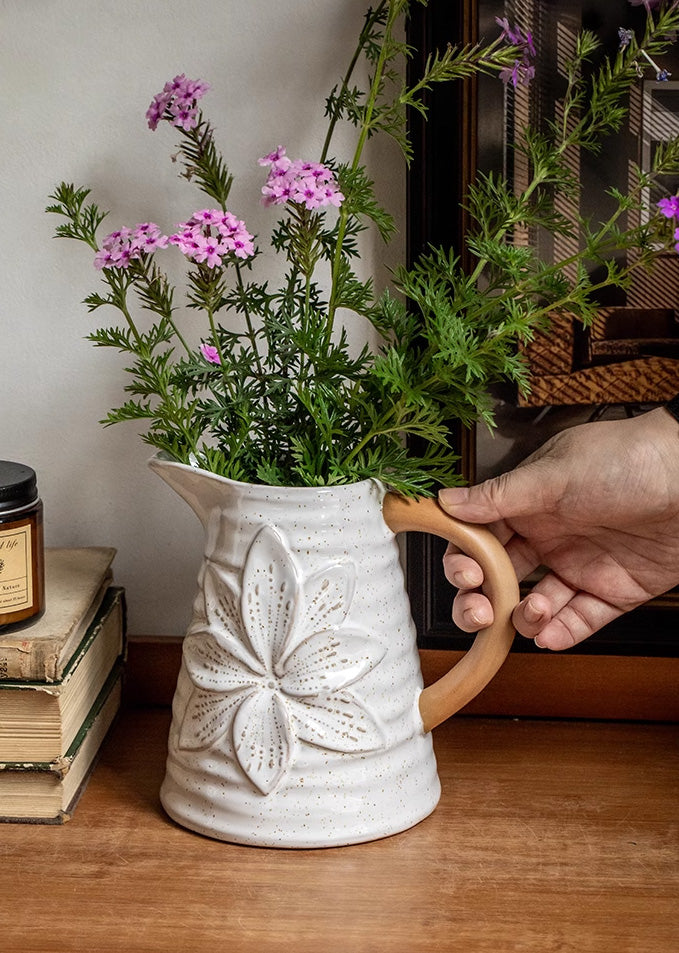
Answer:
[665,393,679,424]
[644,404,679,460]
[620,405,679,458]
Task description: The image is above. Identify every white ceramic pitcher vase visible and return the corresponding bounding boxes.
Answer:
[149,454,519,848]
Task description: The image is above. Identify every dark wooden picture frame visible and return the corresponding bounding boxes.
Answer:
[406,0,679,657]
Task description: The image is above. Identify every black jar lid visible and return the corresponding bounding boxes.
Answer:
[0,461,39,512]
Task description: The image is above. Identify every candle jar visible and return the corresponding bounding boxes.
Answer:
[0,461,45,630]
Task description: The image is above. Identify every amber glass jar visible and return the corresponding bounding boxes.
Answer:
[0,461,45,629]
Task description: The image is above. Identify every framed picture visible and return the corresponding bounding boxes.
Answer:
[406,0,679,656]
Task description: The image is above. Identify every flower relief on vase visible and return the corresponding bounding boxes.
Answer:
[179,519,386,796]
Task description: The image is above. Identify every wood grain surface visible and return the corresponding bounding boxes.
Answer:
[1,707,677,953]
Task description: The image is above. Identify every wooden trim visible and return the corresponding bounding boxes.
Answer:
[422,649,679,721]
[125,637,679,721]
[125,636,183,707]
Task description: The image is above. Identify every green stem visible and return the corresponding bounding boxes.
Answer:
[401,35,507,105]
[467,172,548,286]
[166,317,192,356]
[326,0,399,342]
[522,255,655,330]
[107,276,143,347]
[139,267,193,358]
[319,1,389,163]
[304,276,312,338]
[206,307,235,398]
[235,264,266,383]
[341,412,405,466]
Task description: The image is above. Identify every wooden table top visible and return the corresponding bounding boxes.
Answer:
[2,707,677,953]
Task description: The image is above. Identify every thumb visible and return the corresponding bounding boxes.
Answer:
[438,465,545,525]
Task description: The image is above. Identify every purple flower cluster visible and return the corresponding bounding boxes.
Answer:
[657,195,679,250]
[169,209,255,267]
[146,74,210,132]
[495,17,536,87]
[94,211,254,271]
[94,223,169,270]
[259,146,344,210]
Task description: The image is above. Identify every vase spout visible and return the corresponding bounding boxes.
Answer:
[148,454,240,527]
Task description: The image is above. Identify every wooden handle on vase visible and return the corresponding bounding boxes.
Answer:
[382,492,519,733]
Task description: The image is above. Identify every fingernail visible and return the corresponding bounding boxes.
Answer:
[523,597,543,624]
[464,608,489,629]
[439,487,469,507]
[458,569,481,588]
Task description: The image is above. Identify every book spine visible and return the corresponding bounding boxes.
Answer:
[0,641,60,682]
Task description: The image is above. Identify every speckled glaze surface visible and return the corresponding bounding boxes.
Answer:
[149,455,440,848]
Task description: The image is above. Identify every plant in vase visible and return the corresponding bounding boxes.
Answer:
[46,0,679,847]
[48,1,679,496]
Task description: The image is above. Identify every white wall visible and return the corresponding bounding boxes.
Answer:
[2,0,405,636]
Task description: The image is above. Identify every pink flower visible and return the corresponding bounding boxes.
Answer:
[145,91,172,131]
[258,146,287,166]
[170,102,199,132]
[165,74,190,95]
[321,185,344,208]
[192,235,228,268]
[168,226,202,256]
[291,175,327,209]
[658,196,679,219]
[216,211,240,233]
[146,75,210,131]
[230,232,255,258]
[261,179,294,206]
[193,209,222,225]
[102,227,133,251]
[93,249,116,270]
[259,149,344,211]
[169,209,254,266]
[131,223,169,253]
[200,343,221,364]
[495,18,535,57]
[181,78,210,100]
[94,223,168,270]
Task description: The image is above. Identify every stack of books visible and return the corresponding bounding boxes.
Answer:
[0,547,125,823]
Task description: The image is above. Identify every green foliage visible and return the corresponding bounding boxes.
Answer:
[47,0,679,496]
[174,117,234,207]
[46,184,107,248]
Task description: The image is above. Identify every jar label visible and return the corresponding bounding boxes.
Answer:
[0,524,33,612]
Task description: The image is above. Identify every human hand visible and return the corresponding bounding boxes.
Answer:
[439,407,679,650]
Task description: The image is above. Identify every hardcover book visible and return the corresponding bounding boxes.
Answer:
[0,587,125,762]
[0,663,122,822]
[0,547,116,682]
